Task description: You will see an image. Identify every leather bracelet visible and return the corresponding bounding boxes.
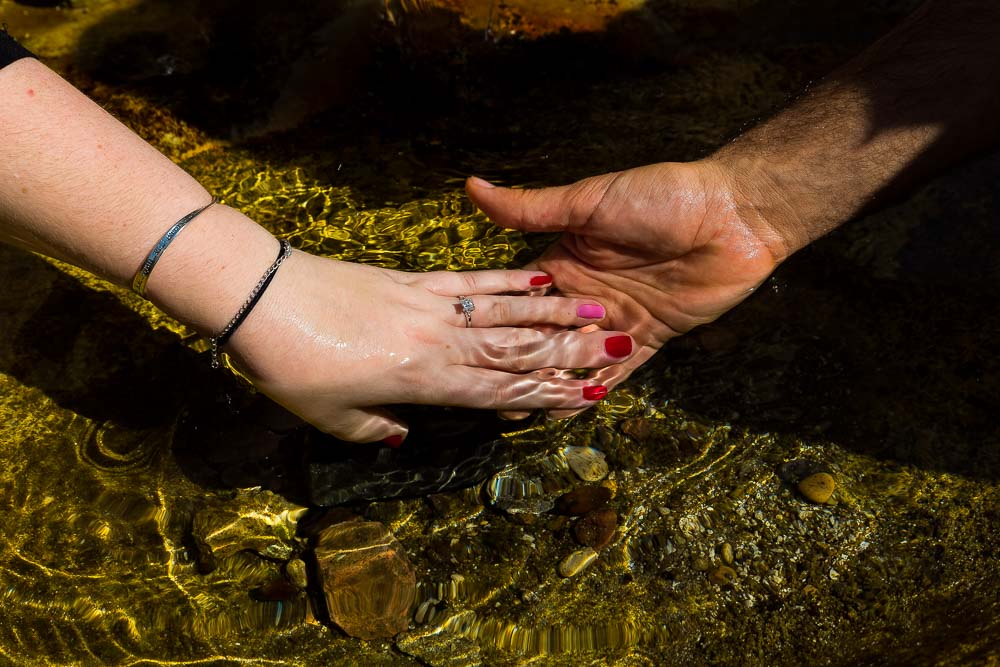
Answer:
[210,238,292,369]
[131,197,217,297]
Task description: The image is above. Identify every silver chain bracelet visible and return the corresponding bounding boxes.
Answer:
[209,238,292,368]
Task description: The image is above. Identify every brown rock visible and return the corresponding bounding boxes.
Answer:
[620,417,654,441]
[314,521,416,639]
[573,509,618,549]
[708,565,737,586]
[798,472,836,504]
[556,486,612,516]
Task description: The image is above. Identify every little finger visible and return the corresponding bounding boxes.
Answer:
[437,366,611,411]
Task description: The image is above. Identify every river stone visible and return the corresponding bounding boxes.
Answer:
[709,565,738,586]
[314,521,416,639]
[798,472,836,504]
[286,558,308,590]
[556,486,612,516]
[563,446,609,482]
[573,509,618,549]
[558,547,598,578]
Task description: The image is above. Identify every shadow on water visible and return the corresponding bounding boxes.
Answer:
[0,244,523,506]
[0,245,198,429]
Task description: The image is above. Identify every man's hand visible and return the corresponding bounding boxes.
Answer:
[466,160,786,415]
[469,0,1000,418]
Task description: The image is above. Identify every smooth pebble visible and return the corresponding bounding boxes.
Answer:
[798,472,836,504]
[558,547,598,578]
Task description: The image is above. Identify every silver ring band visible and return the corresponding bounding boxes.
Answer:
[457,295,475,328]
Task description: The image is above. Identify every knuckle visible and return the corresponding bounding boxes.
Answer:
[506,329,543,371]
[459,272,480,295]
[490,381,517,407]
[490,299,513,325]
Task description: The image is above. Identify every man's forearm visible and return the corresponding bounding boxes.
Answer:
[710,0,1000,260]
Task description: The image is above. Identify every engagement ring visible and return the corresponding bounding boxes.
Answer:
[457,296,475,327]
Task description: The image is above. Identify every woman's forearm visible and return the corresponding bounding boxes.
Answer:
[0,57,277,335]
[710,0,1000,260]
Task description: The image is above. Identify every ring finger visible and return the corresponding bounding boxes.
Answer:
[446,294,607,329]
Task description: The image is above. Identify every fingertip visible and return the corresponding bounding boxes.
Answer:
[577,303,605,319]
[498,409,533,421]
[604,334,633,358]
[582,385,609,401]
[529,274,553,287]
[382,434,405,448]
[467,175,497,190]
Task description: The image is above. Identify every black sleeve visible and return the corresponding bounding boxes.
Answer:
[1,28,35,69]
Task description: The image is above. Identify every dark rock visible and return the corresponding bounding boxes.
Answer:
[573,509,618,549]
[776,459,828,485]
[174,389,516,506]
[556,486,612,516]
[297,507,361,539]
[251,578,301,602]
[306,407,515,505]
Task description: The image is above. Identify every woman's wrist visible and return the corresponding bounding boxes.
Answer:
[141,202,282,337]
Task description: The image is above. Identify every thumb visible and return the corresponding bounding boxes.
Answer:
[466,175,608,233]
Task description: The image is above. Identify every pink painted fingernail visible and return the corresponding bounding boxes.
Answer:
[583,385,608,401]
[382,435,404,448]
[530,275,553,286]
[577,304,605,319]
[605,335,632,358]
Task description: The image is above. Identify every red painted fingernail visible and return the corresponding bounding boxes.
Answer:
[604,335,633,358]
[530,275,553,286]
[382,435,404,448]
[583,385,608,401]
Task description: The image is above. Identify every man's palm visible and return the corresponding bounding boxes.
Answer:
[467,161,782,413]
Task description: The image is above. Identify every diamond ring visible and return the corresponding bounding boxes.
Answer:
[457,296,475,328]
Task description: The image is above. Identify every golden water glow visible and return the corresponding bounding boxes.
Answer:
[2,0,1000,665]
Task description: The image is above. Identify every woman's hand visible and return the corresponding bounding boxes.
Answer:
[466,160,786,417]
[226,250,635,442]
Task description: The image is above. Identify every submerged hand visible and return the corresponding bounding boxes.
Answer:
[225,250,635,442]
[466,160,787,415]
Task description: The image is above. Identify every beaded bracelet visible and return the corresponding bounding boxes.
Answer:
[209,239,293,368]
[131,197,217,297]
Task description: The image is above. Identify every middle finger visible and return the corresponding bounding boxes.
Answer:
[455,327,635,373]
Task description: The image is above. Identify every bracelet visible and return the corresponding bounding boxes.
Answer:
[131,197,218,297]
[209,238,293,369]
